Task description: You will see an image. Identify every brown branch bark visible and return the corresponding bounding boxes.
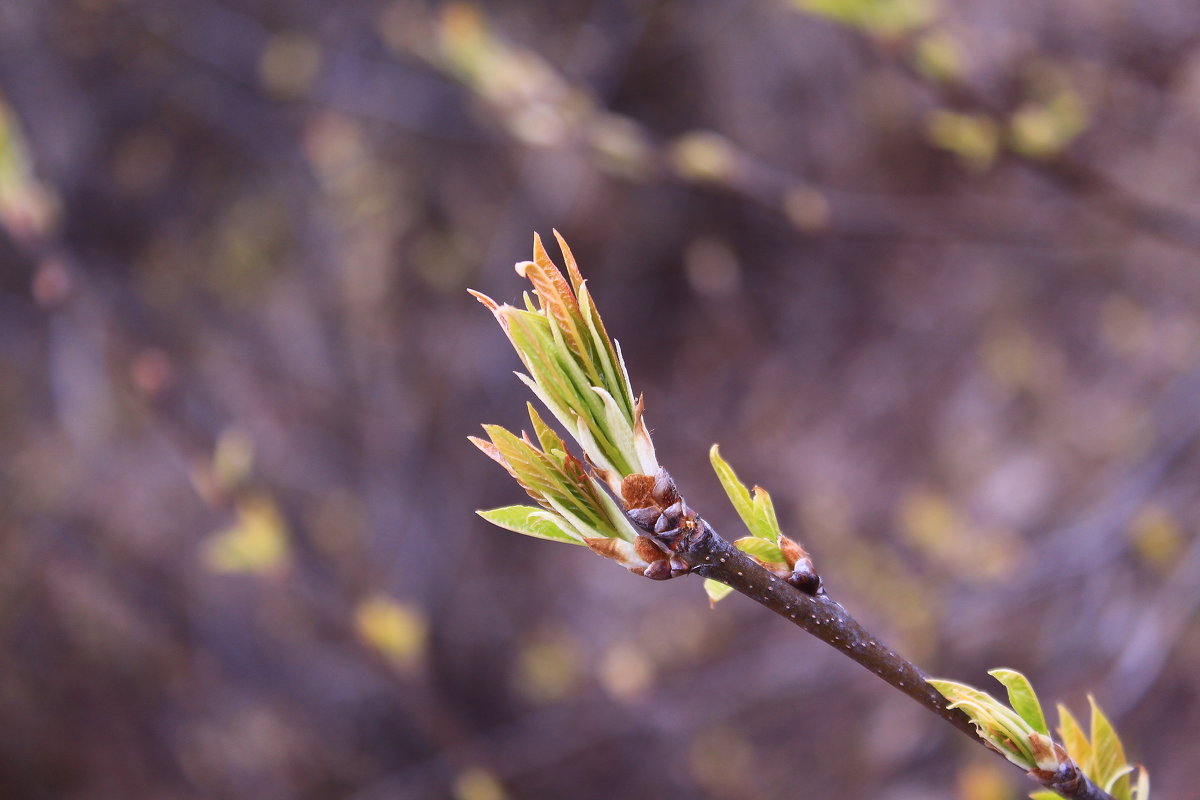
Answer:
[657,519,1116,800]
[672,520,980,739]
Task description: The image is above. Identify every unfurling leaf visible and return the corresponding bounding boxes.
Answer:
[989,668,1049,735]
[935,674,1146,796]
[709,445,782,541]
[928,676,1055,770]
[477,506,584,545]
[471,232,657,485]
[710,444,755,529]
[472,404,643,556]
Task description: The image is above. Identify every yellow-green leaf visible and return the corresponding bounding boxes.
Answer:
[733,536,787,569]
[527,403,563,455]
[1089,696,1131,800]
[704,578,735,606]
[752,486,783,540]
[203,494,290,574]
[356,594,427,669]
[711,445,781,540]
[989,668,1049,735]
[710,444,754,525]
[1057,703,1091,768]
[477,505,584,545]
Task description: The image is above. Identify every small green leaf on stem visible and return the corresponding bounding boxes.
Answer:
[709,445,782,540]
[703,578,735,606]
[733,536,788,570]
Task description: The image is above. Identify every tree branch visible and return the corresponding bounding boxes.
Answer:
[672,520,980,740]
[655,518,1115,800]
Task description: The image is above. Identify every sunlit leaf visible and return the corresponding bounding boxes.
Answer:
[355,594,427,669]
[203,493,289,574]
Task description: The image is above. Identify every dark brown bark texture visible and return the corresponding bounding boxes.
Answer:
[656,519,1116,800]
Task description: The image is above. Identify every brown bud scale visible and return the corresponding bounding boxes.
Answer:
[621,473,656,509]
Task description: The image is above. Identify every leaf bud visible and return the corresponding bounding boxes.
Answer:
[787,561,822,595]
[644,559,672,580]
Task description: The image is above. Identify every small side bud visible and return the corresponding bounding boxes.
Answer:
[669,555,690,577]
[787,561,822,595]
[657,500,685,532]
[644,560,672,580]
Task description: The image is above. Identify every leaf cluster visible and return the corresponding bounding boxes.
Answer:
[930,672,1149,800]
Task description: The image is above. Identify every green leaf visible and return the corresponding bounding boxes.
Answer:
[527,403,563,455]
[928,678,1041,770]
[989,668,1049,735]
[592,386,638,472]
[1029,792,1062,800]
[477,506,584,545]
[710,445,759,533]
[704,578,735,605]
[1057,703,1091,768]
[733,536,787,568]
[1089,696,1131,800]
[751,486,783,540]
[577,282,631,420]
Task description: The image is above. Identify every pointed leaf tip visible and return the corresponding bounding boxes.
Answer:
[467,288,499,312]
[552,229,585,290]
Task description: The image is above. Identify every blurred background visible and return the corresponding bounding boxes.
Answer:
[2,1,1199,798]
